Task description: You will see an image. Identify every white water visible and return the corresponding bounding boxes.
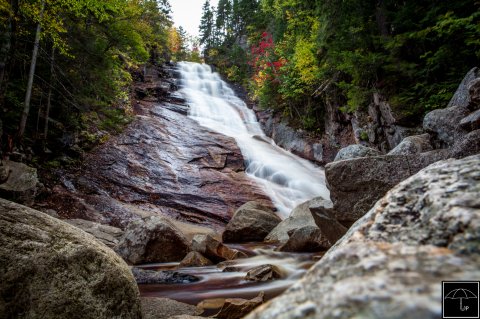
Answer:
[178,62,329,217]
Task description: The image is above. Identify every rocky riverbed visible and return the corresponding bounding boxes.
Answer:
[0,64,479,319]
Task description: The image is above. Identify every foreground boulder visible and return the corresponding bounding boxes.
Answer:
[0,160,38,205]
[333,144,381,161]
[115,216,190,264]
[222,201,281,243]
[0,198,141,318]
[191,234,247,262]
[247,155,480,319]
[325,152,448,225]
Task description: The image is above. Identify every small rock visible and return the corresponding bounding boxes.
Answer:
[388,133,433,155]
[222,201,281,243]
[214,292,265,319]
[265,197,328,244]
[310,204,347,244]
[459,109,480,131]
[333,144,381,162]
[115,216,190,264]
[278,226,330,252]
[179,251,213,267]
[141,297,196,319]
[131,267,199,284]
[245,264,282,282]
[191,234,247,263]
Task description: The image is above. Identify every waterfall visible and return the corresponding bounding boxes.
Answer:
[177,62,329,218]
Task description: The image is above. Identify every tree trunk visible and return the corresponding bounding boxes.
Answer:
[43,47,55,151]
[18,0,45,140]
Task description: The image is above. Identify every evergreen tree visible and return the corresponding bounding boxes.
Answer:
[199,0,214,52]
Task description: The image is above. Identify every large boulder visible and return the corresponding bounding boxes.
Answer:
[423,105,469,147]
[265,197,328,244]
[387,133,433,155]
[191,234,247,263]
[0,198,141,318]
[222,201,281,243]
[247,155,480,319]
[115,216,190,264]
[0,160,38,205]
[325,152,449,225]
[333,144,381,162]
[65,218,124,248]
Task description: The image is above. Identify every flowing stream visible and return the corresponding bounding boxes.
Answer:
[177,62,329,218]
[139,62,330,308]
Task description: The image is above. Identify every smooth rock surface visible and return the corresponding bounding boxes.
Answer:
[179,251,213,267]
[65,218,124,248]
[0,199,141,319]
[141,297,196,319]
[388,133,433,155]
[333,144,381,162]
[222,201,281,243]
[191,234,247,262]
[247,155,480,319]
[0,160,38,205]
[423,105,469,147]
[40,97,271,230]
[116,216,190,264]
[265,197,328,244]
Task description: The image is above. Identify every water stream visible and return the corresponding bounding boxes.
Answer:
[178,62,329,217]
[139,62,330,307]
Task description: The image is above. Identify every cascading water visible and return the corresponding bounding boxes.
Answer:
[177,62,329,218]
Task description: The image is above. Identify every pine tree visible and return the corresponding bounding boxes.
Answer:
[199,0,214,52]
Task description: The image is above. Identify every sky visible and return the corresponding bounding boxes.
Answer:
[169,0,219,38]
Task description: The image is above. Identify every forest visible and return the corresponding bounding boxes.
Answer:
[0,0,195,160]
[199,0,480,131]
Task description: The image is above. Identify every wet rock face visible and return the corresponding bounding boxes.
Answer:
[0,199,141,319]
[247,155,480,319]
[116,216,190,264]
[42,88,271,231]
[222,201,281,243]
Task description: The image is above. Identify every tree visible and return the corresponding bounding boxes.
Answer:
[199,0,214,52]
